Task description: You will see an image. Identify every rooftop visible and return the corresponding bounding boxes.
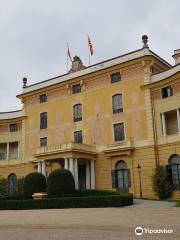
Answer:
[17,47,171,97]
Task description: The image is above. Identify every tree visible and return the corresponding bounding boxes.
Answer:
[152,166,173,199]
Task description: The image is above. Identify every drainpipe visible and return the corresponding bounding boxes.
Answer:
[150,88,159,167]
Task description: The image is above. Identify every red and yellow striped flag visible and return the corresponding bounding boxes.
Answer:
[88,35,93,55]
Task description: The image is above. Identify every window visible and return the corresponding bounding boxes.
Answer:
[168,155,180,190]
[73,104,82,122]
[74,130,83,143]
[111,161,131,191]
[111,72,121,83]
[40,112,47,129]
[39,94,47,103]
[9,142,18,159]
[40,137,47,147]
[112,94,123,114]
[72,84,81,94]
[9,124,18,132]
[162,86,173,98]
[161,110,179,135]
[113,123,125,141]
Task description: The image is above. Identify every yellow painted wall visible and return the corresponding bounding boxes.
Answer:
[24,63,148,160]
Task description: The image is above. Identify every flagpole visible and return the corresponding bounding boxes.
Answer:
[87,34,91,66]
[66,43,69,72]
[88,52,91,65]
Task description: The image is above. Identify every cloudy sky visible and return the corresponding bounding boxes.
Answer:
[0,0,179,111]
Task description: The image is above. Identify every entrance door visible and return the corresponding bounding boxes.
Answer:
[117,169,129,192]
[8,173,17,196]
[78,165,86,190]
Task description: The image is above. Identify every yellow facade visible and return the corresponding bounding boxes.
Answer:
[0,42,180,199]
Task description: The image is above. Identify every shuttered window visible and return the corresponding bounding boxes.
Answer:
[73,104,82,122]
[74,130,83,143]
[40,112,47,129]
[40,137,47,147]
[39,94,47,103]
[112,94,123,114]
[113,123,125,141]
[111,72,121,83]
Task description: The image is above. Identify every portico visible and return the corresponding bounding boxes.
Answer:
[34,142,97,190]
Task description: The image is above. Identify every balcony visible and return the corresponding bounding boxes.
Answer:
[0,142,19,161]
[103,140,134,157]
[35,142,97,157]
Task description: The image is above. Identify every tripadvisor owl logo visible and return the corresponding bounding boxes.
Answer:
[135,227,144,236]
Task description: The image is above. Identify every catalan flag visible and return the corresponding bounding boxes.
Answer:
[88,35,93,55]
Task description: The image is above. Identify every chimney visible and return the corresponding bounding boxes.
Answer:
[172,49,180,65]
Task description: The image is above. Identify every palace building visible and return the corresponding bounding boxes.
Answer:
[0,36,180,199]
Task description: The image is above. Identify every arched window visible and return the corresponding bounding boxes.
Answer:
[40,112,47,129]
[8,173,17,196]
[111,160,131,191]
[73,104,82,122]
[112,94,123,114]
[168,155,180,190]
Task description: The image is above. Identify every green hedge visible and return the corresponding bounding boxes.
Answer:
[0,193,133,210]
[48,189,128,198]
[176,200,180,207]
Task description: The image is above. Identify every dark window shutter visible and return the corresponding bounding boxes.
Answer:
[166,165,173,184]
[111,170,117,188]
[127,169,131,187]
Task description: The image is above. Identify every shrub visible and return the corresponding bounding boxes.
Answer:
[23,172,47,198]
[0,178,8,197]
[47,169,75,195]
[48,189,124,198]
[152,166,173,199]
[0,193,133,210]
[17,178,24,196]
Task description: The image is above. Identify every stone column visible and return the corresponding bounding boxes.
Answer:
[90,160,95,189]
[64,158,69,170]
[17,142,20,159]
[74,158,79,190]
[41,161,46,177]
[6,142,9,160]
[177,109,180,133]
[37,161,42,173]
[161,113,166,136]
[86,160,90,189]
[69,158,74,176]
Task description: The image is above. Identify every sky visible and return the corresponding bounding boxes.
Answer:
[0,0,179,111]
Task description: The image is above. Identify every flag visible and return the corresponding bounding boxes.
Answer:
[67,43,72,62]
[88,35,93,55]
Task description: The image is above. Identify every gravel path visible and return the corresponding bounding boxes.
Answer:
[0,199,179,240]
